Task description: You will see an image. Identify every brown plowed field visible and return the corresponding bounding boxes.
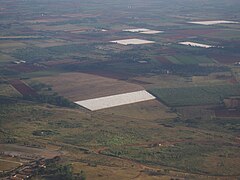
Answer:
[164,29,219,40]
[215,109,240,117]
[156,56,173,64]
[9,79,37,96]
[33,72,144,101]
[212,55,238,64]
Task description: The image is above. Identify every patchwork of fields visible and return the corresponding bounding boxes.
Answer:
[0,0,240,179]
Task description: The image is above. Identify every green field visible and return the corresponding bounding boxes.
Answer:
[166,55,214,64]
[150,84,240,106]
[0,0,240,179]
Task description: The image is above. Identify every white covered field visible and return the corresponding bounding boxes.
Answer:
[110,38,155,45]
[178,41,214,48]
[123,28,163,34]
[75,90,156,111]
[188,20,239,25]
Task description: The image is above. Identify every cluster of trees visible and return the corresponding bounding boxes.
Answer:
[39,163,86,180]
[23,94,77,108]
[30,82,52,91]
[159,64,229,76]
[12,42,97,63]
[24,82,77,108]
[12,47,53,62]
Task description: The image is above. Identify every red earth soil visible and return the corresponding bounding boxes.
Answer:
[9,79,37,96]
[155,56,173,64]
[215,109,240,117]
[211,55,238,64]
[164,29,219,40]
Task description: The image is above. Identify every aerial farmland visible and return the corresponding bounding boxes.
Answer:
[0,0,240,179]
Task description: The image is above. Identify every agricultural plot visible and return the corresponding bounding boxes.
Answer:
[75,90,156,111]
[178,42,214,48]
[0,53,16,63]
[100,99,177,120]
[0,84,21,97]
[215,108,240,118]
[212,55,240,64]
[26,18,68,24]
[201,29,240,41]
[165,55,214,64]
[0,144,62,159]
[110,39,155,45]
[29,24,85,32]
[150,84,240,107]
[130,72,233,91]
[189,20,239,25]
[0,42,26,50]
[31,39,70,48]
[0,158,22,172]
[32,72,144,101]
[9,79,37,96]
[0,36,42,40]
[11,44,95,62]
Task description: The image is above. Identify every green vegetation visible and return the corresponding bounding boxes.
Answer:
[23,94,78,108]
[62,129,138,147]
[38,162,86,180]
[26,82,77,108]
[150,84,240,106]
[11,44,96,62]
[32,130,56,137]
[0,0,240,179]
[12,47,53,62]
[47,44,95,55]
[166,55,214,64]
[48,120,82,129]
[102,142,240,175]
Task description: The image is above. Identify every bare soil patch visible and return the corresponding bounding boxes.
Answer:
[215,108,240,117]
[33,73,144,101]
[9,79,37,96]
